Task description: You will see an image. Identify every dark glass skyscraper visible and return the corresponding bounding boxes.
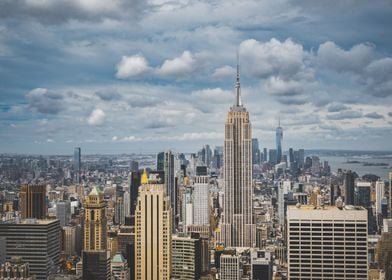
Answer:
[344,170,355,205]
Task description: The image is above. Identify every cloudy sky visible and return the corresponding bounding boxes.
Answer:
[1,0,392,154]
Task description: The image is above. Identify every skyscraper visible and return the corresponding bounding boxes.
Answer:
[74,147,81,171]
[275,120,283,164]
[156,152,165,171]
[83,186,107,251]
[135,170,172,279]
[220,62,255,248]
[19,184,47,219]
[343,170,355,205]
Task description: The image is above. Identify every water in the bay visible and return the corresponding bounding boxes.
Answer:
[306,151,392,181]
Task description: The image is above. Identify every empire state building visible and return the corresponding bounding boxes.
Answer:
[220,63,255,248]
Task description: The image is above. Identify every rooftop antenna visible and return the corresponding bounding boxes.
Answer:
[235,51,242,106]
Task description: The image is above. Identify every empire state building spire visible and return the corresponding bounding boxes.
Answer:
[235,55,242,107]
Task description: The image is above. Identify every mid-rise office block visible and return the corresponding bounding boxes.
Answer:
[0,219,60,280]
[287,205,368,280]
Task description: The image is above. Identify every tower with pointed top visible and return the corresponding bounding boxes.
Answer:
[276,119,283,164]
[220,61,255,247]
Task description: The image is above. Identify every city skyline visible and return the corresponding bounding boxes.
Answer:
[0,1,392,154]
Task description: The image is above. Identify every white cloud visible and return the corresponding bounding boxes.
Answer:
[115,54,150,79]
[156,51,196,77]
[317,41,374,73]
[239,38,308,80]
[212,65,236,79]
[26,88,64,114]
[87,108,106,125]
[191,88,232,102]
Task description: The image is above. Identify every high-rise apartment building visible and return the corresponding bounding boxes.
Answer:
[287,205,368,280]
[220,64,255,248]
[135,170,172,279]
[0,219,60,280]
[275,120,283,164]
[19,184,47,219]
[83,186,107,251]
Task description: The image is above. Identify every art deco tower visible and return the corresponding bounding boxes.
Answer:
[220,63,255,248]
[135,170,172,280]
[83,186,107,251]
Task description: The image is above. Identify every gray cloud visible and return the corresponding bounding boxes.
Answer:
[327,103,348,112]
[26,88,64,114]
[364,57,392,97]
[95,90,121,101]
[388,112,392,117]
[364,112,384,119]
[326,110,363,120]
[317,41,374,74]
[0,0,145,24]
